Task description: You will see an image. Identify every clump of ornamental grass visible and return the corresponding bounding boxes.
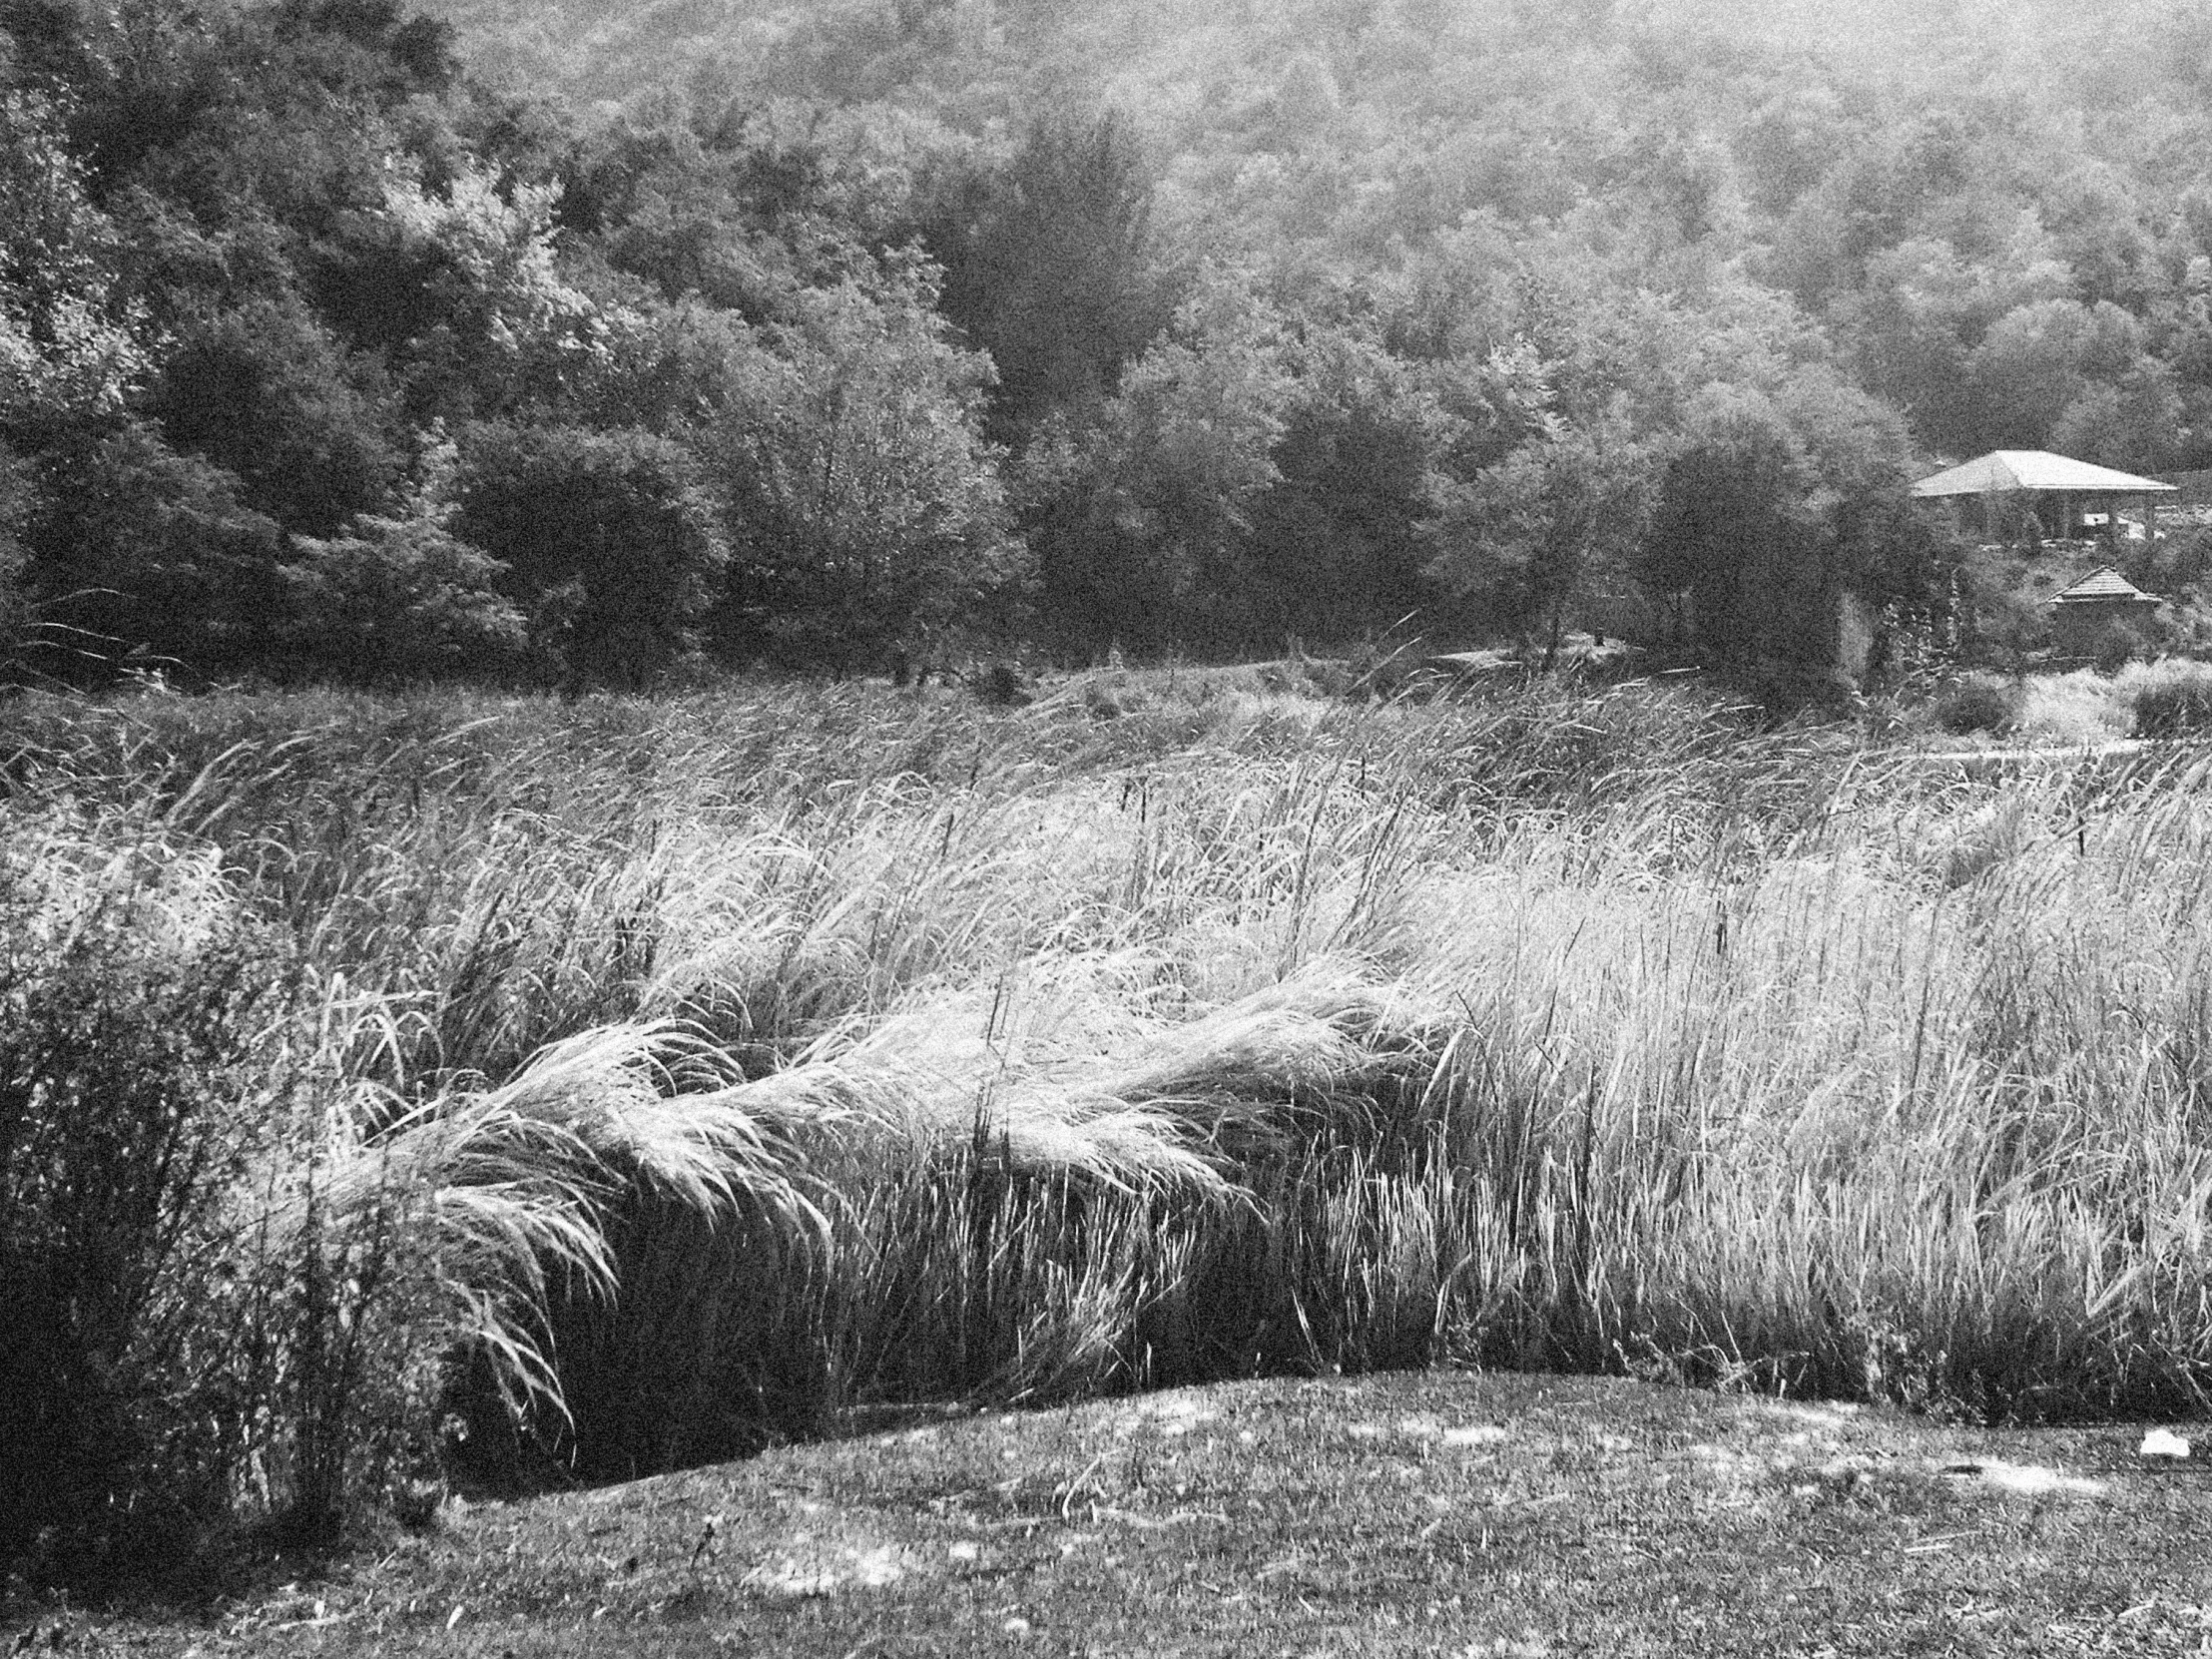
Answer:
[8,680,1466,1087]
[2011,668,2129,746]
[511,959,1450,1475]
[1373,763,2212,1417]
[341,1018,833,1491]
[2117,656,2212,737]
[0,791,837,1577]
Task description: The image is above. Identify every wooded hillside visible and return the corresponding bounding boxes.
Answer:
[7,0,2210,682]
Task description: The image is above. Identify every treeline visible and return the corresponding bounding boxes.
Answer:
[8,0,2208,688]
[0,0,1031,687]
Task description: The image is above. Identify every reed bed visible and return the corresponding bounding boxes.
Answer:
[7,672,2212,1564]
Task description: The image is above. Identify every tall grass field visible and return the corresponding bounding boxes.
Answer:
[7,667,2212,1579]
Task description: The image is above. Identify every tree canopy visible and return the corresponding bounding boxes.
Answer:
[8,0,2211,683]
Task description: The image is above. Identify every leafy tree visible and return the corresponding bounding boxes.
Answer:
[1225,313,1455,648]
[149,297,401,535]
[0,89,147,446]
[270,0,459,96]
[921,111,1163,443]
[1640,368,1920,667]
[1960,297,2141,451]
[2048,358,2184,472]
[569,118,790,314]
[454,420,724,688]
[1037,268,1296,651]
[0,91,140,675]
[704,263,1023,672]
[277,435,523,680]
[31,422,285,675]
[1640,384,1806,661]
[563,99,950,321]
[37,0,2212,694]
[1832,233,2071,454]
[345,159,619,422]
[1431,408,1654,663]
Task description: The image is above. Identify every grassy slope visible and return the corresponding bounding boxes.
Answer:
[25,1368,2212,1656]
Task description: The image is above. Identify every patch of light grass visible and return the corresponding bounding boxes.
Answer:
[2010,669,2130,746]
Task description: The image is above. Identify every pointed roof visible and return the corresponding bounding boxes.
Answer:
[2051,566,2157,604]
[1910,450,2177,498]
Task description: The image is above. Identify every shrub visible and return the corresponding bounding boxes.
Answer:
[2088,618,2142,675]
[278,443,524,683]
[972,659,1033,707]
[0,803,652,1577]
[1933,674,2017,736]
[148,298,403,539]
[30,423,285,678]
[455,422,725,689]
[0,810,278,1574]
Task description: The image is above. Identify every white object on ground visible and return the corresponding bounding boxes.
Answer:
[2139,1428,2192,1460]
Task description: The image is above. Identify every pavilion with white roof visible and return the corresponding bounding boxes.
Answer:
[1910,450,2175,543]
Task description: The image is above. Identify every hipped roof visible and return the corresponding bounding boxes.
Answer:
[1912,450,2177,498]
[2052,566,2157,604]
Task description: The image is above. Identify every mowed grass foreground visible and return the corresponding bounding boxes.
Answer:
[7,667,2212,1572]
[28,1370,2212,1657]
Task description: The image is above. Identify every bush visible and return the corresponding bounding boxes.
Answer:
[455,423,725,689]
[30,424,285,678]
[0,811,278,1574]
[278,443,525,683]
[148,299,402,539]
[2088,619,2142,675]
[1933,674,2017,736]
[1,808,468,1578]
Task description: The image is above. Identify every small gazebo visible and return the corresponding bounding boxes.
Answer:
[1910,450,2176,544]
[2049,565,2161,657]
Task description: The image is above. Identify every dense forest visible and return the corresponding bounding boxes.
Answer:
[5,0,2211,686]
